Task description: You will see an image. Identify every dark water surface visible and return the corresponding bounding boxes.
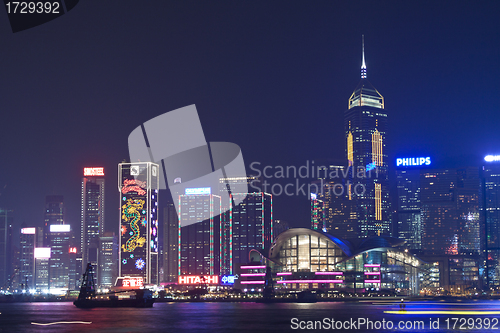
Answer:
[1,300,500,332]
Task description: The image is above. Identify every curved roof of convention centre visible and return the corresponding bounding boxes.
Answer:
[268,228,408,260]
[269,228,354,258]
[356,236,405,253]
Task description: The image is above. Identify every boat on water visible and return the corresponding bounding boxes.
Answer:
[74,263,154,308]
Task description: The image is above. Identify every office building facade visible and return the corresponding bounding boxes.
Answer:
[81,167,105,272]
[417,167,482,290]
[178,188,221,276]
[483,158,500,288]
[162,202,178,283]
[396,168,422,250]
[420,167,481,256]
[43,196,64,246]
[311,163,356,239]
[19,226,36,290]
[48,224,71,290]
[98,232,118,288]
[0,209,13,289]
[310,193,325,231]
[34,246,50,291]
[223,192,273,275]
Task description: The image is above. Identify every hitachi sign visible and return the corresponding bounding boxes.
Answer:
[396,157,431,167]
[178,275,219,285]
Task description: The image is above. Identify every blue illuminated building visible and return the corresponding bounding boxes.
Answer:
[483,155,500,288]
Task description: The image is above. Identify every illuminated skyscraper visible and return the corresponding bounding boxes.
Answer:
[418,167,482,289]
[34,238,50,291]
[48,224,71,290]
[216,176,271,274]
[81,167,105,272]
[310,193,325,231]
[273,219,290,238]
[43,196,63,246]
[344,36,390,237]
[118,162,159,285]
[162,202,178,283]
[225,192,272,275]
[310,163,356,238]
[98,232,118,288]
[482,157,500,287]
[178,188,221,276]
[19,226,36,290]
[0,209,13,288]
[396,168,422,250]
[420,167,481,256]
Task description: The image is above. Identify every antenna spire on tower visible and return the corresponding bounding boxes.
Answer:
[361,35,367,79]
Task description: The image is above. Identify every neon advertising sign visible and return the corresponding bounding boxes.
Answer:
[34,247,51,259]
[69,247,77,254]
[220,275,238,285]
[396,157,431,167]
[122,277,144,288]
[84,167,104,176]
[185,187,211,195]
[21,227,35,234]
[121,179,147,195]
[50,224,71,232]
[178,275,219,285]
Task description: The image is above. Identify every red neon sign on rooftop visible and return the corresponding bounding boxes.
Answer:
[84,167,104,176]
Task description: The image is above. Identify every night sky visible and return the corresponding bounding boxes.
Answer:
[1,1,499,239]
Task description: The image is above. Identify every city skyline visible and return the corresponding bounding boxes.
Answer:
[2,3,500,330]
[1,1,499,237]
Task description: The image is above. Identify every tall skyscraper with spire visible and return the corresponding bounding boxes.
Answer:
[344,36,390,237]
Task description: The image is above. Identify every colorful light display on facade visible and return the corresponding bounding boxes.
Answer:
[119,162,159,284]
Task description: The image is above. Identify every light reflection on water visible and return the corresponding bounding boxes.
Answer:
[0,300,499,332]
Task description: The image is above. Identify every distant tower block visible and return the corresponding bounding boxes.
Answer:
[81,167,105,273]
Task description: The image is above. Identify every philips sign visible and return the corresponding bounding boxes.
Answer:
[185,187,211,195]
[396,157,431,167]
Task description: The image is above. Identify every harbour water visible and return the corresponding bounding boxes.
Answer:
[1,300,500,332]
